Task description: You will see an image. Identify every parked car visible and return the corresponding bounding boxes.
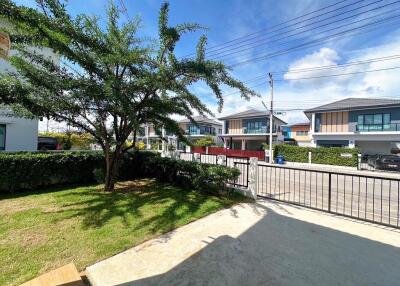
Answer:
[368,155,400,170]
[38,136,60,150]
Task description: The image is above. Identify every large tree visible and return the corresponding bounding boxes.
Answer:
[0,0,256,191]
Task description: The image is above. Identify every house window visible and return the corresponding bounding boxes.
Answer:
[296,130,308,136]
[357,113,391,131]
[0,124,5,151]
[188,124,200,135]
[244,119,267,133]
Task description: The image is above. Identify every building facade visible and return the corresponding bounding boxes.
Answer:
[305,98,400,154]
[282,123,312,146]
[0,19,48,151]
[137,116,222,151]
[0,111,38,151]
[219,109,286,151]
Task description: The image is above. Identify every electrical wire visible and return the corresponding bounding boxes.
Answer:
[209,1,400,61]
[181,0,355,58]
[207,0,393,59]
[229,13,400,67]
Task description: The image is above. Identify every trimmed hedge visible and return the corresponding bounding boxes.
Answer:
[0,151,240,194]
[273,144,359,167]
[0,151,104,193]
[128,152,240,195]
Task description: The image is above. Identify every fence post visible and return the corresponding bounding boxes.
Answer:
[308,151,312,164]
[328,173,332,212]
[217,155,226,166]
[357,153,362,170]
[247,157,258,200]
[206,146,209,154]
[193,153,201,163]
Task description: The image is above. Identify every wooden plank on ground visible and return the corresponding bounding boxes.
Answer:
[20,263,84,286]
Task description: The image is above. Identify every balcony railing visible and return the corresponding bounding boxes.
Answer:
[243,127,276,134]
[185,130,216,136]
[356,123,400,132]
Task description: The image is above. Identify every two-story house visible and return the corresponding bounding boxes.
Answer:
[219,109,286,151]
[305,98,400,154]
[137,116,222,151]
[282,123,312,146]
[0,19,50,151]
[177,115,222,148]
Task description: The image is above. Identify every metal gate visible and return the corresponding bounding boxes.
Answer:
[226,156,249,188]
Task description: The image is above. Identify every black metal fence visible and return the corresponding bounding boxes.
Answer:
[258,164,400,228]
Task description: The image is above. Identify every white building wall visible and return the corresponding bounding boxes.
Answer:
[0,115,38,151]
[355,141,392,155]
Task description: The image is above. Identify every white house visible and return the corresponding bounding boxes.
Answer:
[0,111,38,151]
[0,18,57,151]
[305,98,400,155]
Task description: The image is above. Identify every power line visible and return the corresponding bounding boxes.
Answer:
[277,65,400,81]
[208,1,400,60]
[181,0,353,58]
[118,0,131,22]
[231,54,400,85]
[221,64,400,98]
[229,13,400,67]
[275,54,400,74]
[207,0,391,59]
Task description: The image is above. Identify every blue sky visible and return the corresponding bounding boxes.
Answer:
[15,0,400,126]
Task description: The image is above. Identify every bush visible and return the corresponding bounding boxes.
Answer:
[137,154,240,195]
[0,151,104,193]
[39,132,94,150]
[273,144,359,167]
[0,151,240,195]
[195,135,215,147]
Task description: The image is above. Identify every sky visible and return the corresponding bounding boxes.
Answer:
[13,0,400,130]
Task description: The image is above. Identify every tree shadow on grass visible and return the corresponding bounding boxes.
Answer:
[45,178,230,231]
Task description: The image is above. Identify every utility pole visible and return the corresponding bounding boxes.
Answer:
[268,73,274,164]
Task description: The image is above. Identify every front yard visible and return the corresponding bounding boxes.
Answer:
[0,179,245,286]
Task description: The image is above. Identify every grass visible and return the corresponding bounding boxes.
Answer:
[0,179,246,286]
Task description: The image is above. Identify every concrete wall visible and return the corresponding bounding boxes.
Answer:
[0,114,38,151]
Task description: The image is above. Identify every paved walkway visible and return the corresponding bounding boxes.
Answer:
[87,200,400,286]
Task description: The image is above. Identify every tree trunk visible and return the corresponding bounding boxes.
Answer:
[104,147,122,192]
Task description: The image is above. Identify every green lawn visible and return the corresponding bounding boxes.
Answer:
[0,179,246,286]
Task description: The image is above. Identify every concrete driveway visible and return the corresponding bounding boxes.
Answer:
[87,200,400,286]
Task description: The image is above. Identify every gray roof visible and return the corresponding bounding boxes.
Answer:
[287,122,310,127]
[178,115,221,126]
[305,98,400,113]
[218,108,287,124]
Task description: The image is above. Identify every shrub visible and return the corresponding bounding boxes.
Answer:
[195,135,215,147]
[273,144,359,167]
[0,151,240,194]
[0,151,104,193]
[39,132,94,150]
[139,154,240,195]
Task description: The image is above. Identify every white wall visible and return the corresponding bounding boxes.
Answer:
[0,115,38,151]
[355,141,392,155]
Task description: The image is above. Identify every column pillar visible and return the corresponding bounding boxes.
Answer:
[217,155,226,166]
[246,157,258,200]
[241,139,246,150]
